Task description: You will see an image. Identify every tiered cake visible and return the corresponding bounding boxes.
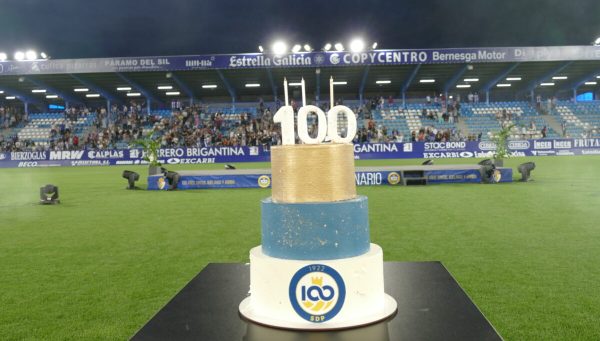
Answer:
[239,143,397,329]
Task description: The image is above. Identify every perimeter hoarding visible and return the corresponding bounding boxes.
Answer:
[2,138,600,168]
[1,46,600,75]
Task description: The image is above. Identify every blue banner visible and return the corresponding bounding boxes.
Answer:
[1,46,600,75]
[2,138,600,168]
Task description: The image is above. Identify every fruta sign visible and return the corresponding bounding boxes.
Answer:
[274,77,357,145]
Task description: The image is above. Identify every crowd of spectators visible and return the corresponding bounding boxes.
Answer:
[1,97,595,153]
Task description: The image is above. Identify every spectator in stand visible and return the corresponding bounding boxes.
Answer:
[541,126,547,138]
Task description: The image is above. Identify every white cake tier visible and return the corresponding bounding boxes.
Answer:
[239,243,397,329]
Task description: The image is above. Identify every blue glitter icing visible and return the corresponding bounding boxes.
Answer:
[261,196,370,260]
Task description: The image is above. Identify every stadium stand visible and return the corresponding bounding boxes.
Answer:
[1,99,599,152]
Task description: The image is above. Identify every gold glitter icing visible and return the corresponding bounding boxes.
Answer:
[271,143,356,203]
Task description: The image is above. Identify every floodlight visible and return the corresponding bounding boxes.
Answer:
[456,84,471,88]
[25,50,37,60]
[376,80,391,84]
[518,162,536,182]
[122,170,140,189]
[40,184,60,204]
[31,89,46,93]
[291,44,302,53]
[272,41,287,55]
[303,44,311,52]
[40,52,48,59]
[496,83,511,87]
[46,95,58,99]
[585,81,597,85]
[506,77,522,81]
[5,96,16,100]
[323,43,332,51]
[595,37,600,46]
[419,79,435,83]
[157,85,172,90]
[202,84,217,89]
[166,91,180,96]
[245,83,260,87]
[225,164,236,170]
[0,52,7,61]
[117,87,131,91]
[334,43,344,51]
[552,76,567,80]
[74,88,89,92]
[127,92,141,97]
[422,159,434,165]
[349,38,365,52]
[258,45,264,53]
[165,171,180,190]
[14,51,25,61]
[86,94,100,98]
[540,82,555,86]
[372,42,378,49]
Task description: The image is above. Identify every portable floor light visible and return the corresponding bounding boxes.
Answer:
[518,162,536,182]
[122,170,140,189]
[40,184,60,204]
[165,171,180,190]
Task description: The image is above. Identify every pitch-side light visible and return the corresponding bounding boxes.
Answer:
[40,184,60,204]
[165,171,180,190]
[518,162,536,182]
[122,170,140,189]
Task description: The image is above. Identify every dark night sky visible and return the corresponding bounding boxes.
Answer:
[1,0,600,59]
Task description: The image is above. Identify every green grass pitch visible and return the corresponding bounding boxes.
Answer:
[1,156,599,340]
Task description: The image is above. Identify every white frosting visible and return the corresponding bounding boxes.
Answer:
[247,243,386,324]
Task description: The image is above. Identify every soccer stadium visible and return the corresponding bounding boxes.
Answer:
[1,1,600,340]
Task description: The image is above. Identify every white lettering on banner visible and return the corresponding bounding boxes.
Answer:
[185,59,213,68]
[158,149,185,158]
[228,55,311,68]
[478,141,497,150]
[534,141,552,149]
[88,150,124,159]
[49,150,84,160]
[184,147,245,157]
[355,172,382,185]
[423,152,473,158]
[581,149,600,155]
[10,151,47,160]
[424,142,466,150]
[354,144,399,153]
[70,160,110,166]
[553,140,572,149]
[18,161,38,167]
[508,141,530,150]
[166,158,216,164]
[432,51,506,63]
[573,138,600,148]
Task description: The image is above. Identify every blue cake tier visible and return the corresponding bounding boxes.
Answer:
[261,196,370,260]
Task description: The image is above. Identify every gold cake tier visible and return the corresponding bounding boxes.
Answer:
[271,143,356,203]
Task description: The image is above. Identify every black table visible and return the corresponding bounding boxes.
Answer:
[132,262,502,340]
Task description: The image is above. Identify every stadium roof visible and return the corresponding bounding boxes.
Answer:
[1,45,600,108]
